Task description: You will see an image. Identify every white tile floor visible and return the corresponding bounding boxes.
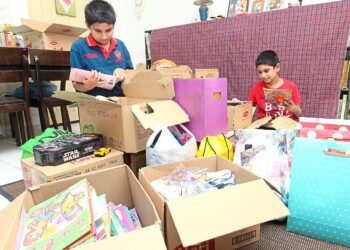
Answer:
[0,123,81,211]
[0,136,22,211]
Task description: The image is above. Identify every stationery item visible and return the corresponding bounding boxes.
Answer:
[70,68,117,90]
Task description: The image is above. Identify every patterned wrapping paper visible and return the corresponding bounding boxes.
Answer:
[298,117,350,140]
[150,1,350,119]
[233,129,297,205]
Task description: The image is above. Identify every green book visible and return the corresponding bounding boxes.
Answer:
[20,179,92,250]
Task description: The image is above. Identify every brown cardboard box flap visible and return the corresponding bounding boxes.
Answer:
[131,100,189,131]
[167,179,290,247]
[53,91,124,105]
[53,91,100,103]
[75,224,166,250]
[246,117,273,129]
[246,116,297,129]
[9,18,87,37]
[122,70,175,100]
[270,116,298,129]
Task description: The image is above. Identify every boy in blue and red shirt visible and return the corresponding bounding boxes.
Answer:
[70,0,133,97]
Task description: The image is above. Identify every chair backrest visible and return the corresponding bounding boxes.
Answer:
[0,47,30,101]
[28,49,71,97]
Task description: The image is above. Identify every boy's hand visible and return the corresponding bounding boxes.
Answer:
[113,68,126,82]
[73,70,105,92]
[82,70,105,89]
[283,100,301,117]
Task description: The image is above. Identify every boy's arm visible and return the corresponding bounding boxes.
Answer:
[284,100,302,117]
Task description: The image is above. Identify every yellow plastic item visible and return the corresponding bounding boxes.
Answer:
[94,147,111,157]
[196,134,233,161]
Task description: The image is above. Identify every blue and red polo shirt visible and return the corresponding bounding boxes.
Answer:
[70,33,134,97]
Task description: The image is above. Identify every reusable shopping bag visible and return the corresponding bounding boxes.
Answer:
[287,137,350,247]
[21,128,76,158]
[196,133,233,161]
[233,129,297,205]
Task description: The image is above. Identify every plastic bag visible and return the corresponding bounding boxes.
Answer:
[146,124,197,166]
[196,133,233,161]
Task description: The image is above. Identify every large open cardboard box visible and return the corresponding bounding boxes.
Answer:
[9,18,87,51]
[21,149,124,188]
[53,91,189,153]
[139,155,290,250]
[0,165,167,250]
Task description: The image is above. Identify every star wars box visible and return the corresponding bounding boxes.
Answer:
[33,133,103,166]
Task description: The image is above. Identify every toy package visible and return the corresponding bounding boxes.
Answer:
[33,133,103,166]
[70,68,117,90]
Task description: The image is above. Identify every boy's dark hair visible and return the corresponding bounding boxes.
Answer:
[255,50,280,68]
[85,0,116,26]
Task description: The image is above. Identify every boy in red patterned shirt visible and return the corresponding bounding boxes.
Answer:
[248,50,302,121]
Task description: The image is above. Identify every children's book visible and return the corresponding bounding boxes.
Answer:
[109,205,127,236]
[263,88,292,105]
[129,208,142,230]
[15,208,27,250]
[20,179,93,250]
[93,194,109,241]
[109,203,135,232]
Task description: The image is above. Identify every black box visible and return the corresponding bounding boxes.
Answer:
[33,133,103,166]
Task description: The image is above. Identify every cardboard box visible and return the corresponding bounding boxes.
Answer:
[124,150,146,178]
[173,78,228,142]
[246,116,297,129]
[22,149,124,188]
[9,18,87,51]
[227,101,253,130]
[195,69,219,78]
[139,155,290,250]
[157,67,193,79]
[0,165,167,250]
[53,91,189,153]
[122,70,175,100]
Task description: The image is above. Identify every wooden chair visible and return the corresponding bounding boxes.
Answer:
[0,47,34,145]
[28,49,73,132]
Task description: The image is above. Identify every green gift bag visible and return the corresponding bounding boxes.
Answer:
[20,128,76,159]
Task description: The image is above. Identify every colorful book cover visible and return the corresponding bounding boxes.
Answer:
[109,206,127,236]
[263,88,292,105]
[20,179,92,250]
[112,203,135,232]
[129,208,142,230]
[93,194,109,240]
[15,208,27,250]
